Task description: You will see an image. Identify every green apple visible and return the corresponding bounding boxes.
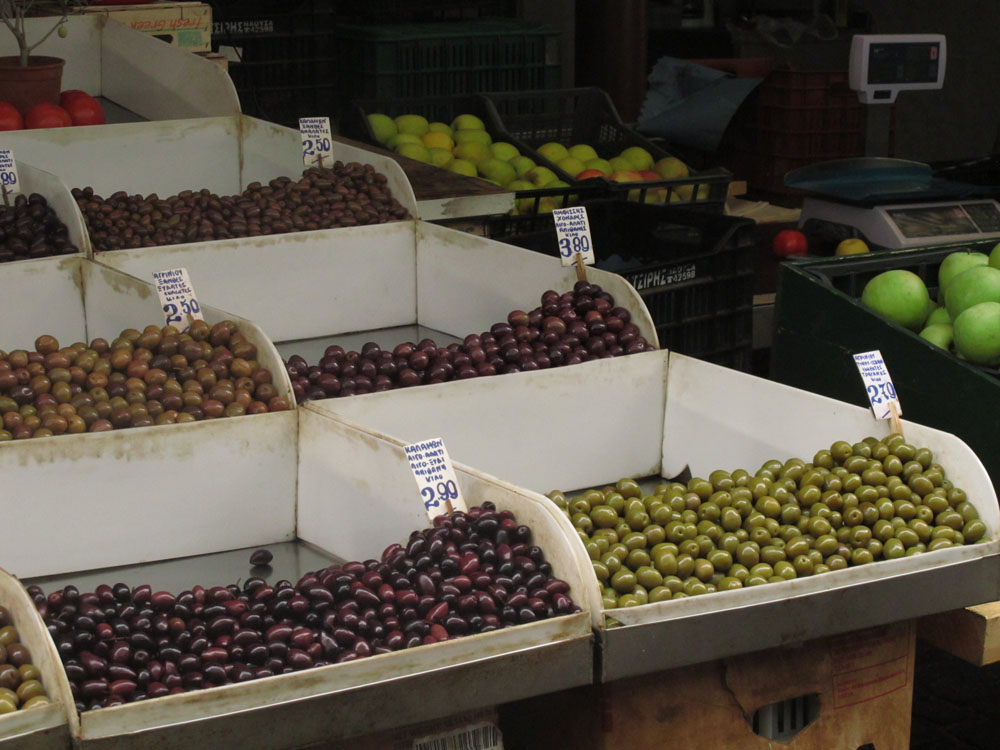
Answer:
[526,166,558,188]
[396,142,430,163]
[367,113,396,144]
[428,121,453,135]
[989,241,1000,270]
[545,180,575,207]
[926,306,951,325]
[919,322,953,350]
[508,179,535,191]
[557,156,587,178]
[653,156,689,179]
[568,144,598,162]
[860,270,931,331]
[454,129,492,146]
[453,142,492,166]
[395,114,429,136]
[945,265,1000,320]
[449,158,478,177]
[537,142,569,163]
[608,156,634,173]
[427,148,454,168]
[490,142,520,162]
[620,146,654,171]
[939,251,989,293]
[510,155,536,178]
[385,133,421,150]
[953,301,1000,364]
[478,158,517,187]
[451,113,485,131]
[584,158,613,176]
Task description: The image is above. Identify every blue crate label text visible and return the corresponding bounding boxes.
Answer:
[626,262,697,292]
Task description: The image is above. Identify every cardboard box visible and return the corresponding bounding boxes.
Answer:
[79,2,212,52]
[500,621,916,750]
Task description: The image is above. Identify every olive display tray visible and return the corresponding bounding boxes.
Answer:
[1,15,238,122]
[17,409,593,749]
[306,349,1000,682]
[0,257,298,579]
[0,570,74,750]
[1,115,418,344]
[2,162,89,263]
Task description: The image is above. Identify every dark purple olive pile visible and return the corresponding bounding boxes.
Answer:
[31,503,578,712]
[286,280,654,403]
[0,193,78,262]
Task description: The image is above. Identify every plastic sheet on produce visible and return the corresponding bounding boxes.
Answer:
[637,56,764,152]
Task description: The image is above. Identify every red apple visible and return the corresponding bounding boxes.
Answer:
[576,169,606,180]
[638,170,661,181]
[772,229,809,258]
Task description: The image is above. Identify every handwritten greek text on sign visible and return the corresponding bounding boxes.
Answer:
[0,151,20,196]
[299,117,333,168]
[553,206,596,266]
[404,437,467,521]
[853,350,902,420]
[152,268,204,327]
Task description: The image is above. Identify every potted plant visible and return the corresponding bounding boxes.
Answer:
[0,0,85,115]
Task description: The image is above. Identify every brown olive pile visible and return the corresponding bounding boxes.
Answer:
[549,434,990,609]
[0,193,78,262]
[286,280,655,403]
[0,606,51,713]
[72,164,411,252]
[0,320,289,440]
[32,503,578,712]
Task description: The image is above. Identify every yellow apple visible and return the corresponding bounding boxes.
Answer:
[653,156,689,180]
[451,113,485,131]
[608,156,634,173]
[490,142,520,162]
[836,238,871,255]
[385,133,421,150]
[395,114,429,136]
[453,142,492,166]
[510,155,536,177]
[428,121,453,135]
[449,158,478,177]
[454,129,492,147]
[584,158,613,176]
[427,148,454,168]
[537,142,569,163]
[620,146,654,171]
[557,156,587,178]
[396,142,430,163]
[526,166,558,188]
[367,113,396,144]
[478,158,517,187]
[568,144,598,162]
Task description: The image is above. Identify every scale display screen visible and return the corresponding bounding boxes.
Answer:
[868,42,940,85]
[886,205,977,239]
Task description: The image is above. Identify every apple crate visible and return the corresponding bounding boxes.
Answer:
[307,349,1000,682]
[773,242,1000,496]
[481,87,731,210]
[12,408,593,749]
[485,200,755,371]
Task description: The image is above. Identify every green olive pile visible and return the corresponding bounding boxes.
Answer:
[548,434,991,610]
[0,606,50,713]
[0,319,289,441]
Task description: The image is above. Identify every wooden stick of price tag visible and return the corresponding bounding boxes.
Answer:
[404,438,467,521]
[554,206,596,281]
[853,349,904,438]
[1,185,8,207]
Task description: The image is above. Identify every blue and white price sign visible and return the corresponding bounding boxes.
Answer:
[553,206,595,267]
[0,150,20,196]
[299,116,333,168]
[853,350,902,421]
[152,268,204,328]
[404,437,467,520]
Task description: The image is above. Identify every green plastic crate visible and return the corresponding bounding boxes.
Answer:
[331,20,560,100]
[772,241,1000,493]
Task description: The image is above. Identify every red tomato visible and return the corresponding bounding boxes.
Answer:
[772,229,809,258]
[0,101,23,131]
[59,89,91,108]
[25,103,72,129]
[64,95,105,126]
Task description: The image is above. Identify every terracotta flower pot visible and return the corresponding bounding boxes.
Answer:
[0,56,65,117]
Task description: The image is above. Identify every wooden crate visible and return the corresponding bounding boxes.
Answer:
[501,621,916,750]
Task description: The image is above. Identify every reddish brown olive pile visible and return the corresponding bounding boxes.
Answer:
[0,319,288,440]
[286,280,654,403]
[72,164,411,252]
[32,503,578,712]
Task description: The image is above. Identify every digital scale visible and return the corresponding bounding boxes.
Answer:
[790,34,1000,251]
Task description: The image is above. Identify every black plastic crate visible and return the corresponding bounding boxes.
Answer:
[481,87,731,210]
[336,0,516,23]
[488,199,755,371]
[330,20,560,101]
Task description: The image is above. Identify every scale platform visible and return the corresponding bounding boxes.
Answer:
[788,158,1000,250]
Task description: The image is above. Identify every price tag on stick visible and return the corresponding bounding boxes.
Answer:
[299,116,333,168]
[553,206,595,281]
[0,150,21,204]
[853,349,903,435]
[152,268,204,328]
[404,437,468,521]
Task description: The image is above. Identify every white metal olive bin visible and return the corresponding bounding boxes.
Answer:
[0,14,239,121]
[6,162,90,258]
[1,115,419,344]
[0,257,297,578]
[0,570,73,750]
[12,410,592,748]
[307,349,1000,681]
